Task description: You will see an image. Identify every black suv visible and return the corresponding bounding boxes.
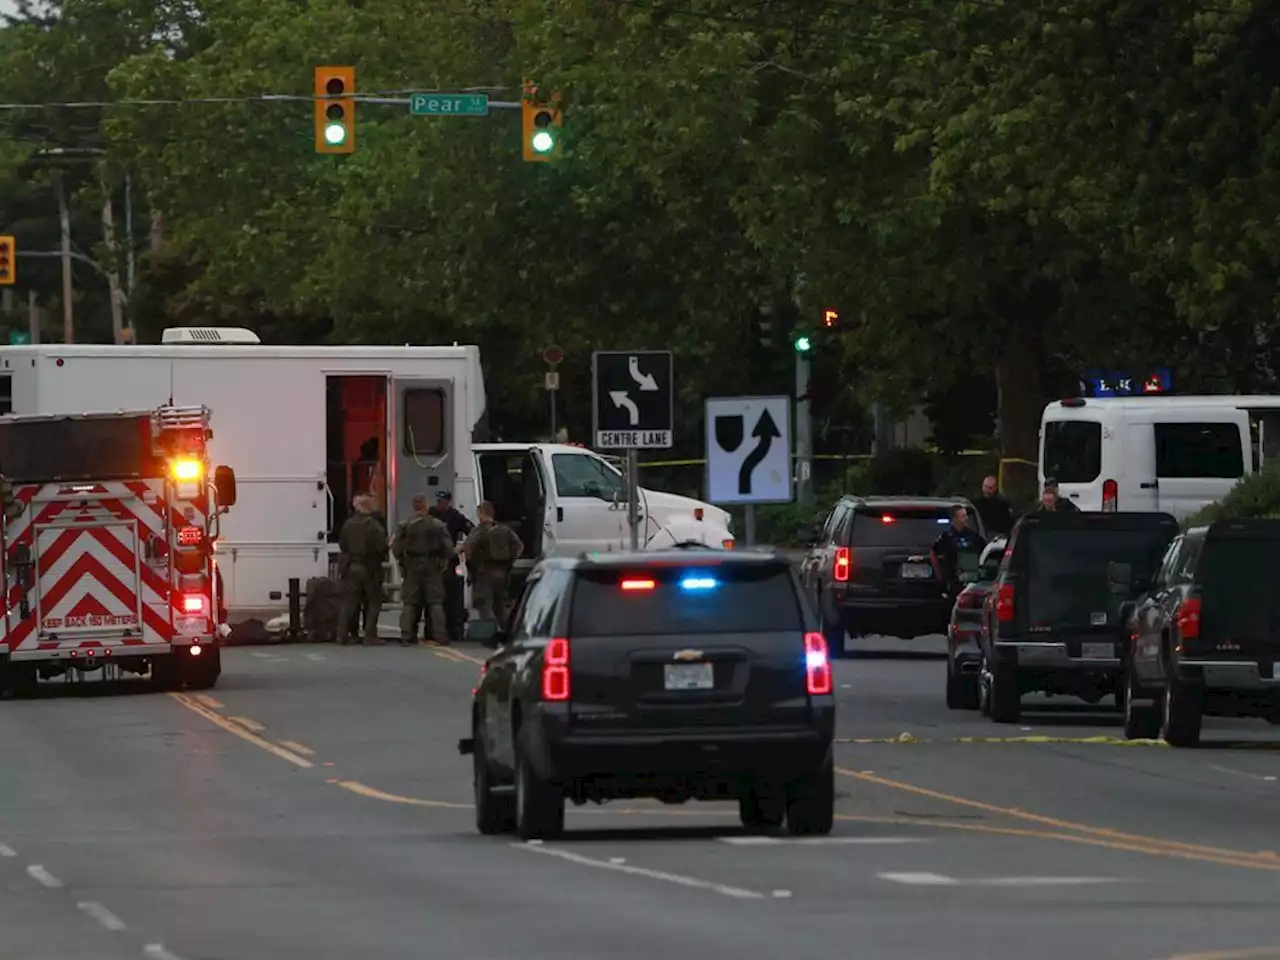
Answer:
[458,549,836,840]
[977,510,1179,723]
[1123,520,1280,747]
[800,495,984,653]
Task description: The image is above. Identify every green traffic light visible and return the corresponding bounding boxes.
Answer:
[532,130,555,153]
[324,122,347,145]
[794,335,812,353]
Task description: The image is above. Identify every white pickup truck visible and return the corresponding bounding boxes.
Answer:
[470,442,733,561]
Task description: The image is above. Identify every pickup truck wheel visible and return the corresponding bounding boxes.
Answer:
[473,727,516,835]
[1161,670,1202,748]
[785,754,835,836]
[1122,668,1160,740]
[946,658,979,710]
[514,731,564,841]
[182,648,222,690]
[739,781,785,830]
[988,660,1021,724]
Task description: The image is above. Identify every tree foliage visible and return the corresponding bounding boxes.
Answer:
[0,0,1276,462]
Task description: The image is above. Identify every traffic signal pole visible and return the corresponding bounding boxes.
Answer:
[795,350,813,504]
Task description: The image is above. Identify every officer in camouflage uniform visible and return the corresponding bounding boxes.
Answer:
[394,493,454,645]
[338,494,388,646]
[462,500,524,628]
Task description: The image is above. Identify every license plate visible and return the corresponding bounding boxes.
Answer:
[1081,642,1114,660]
[901,563,932,579]
[175,617,205,636]
[664,662,714,691]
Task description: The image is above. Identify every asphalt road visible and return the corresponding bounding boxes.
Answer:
[4,637,1280,960]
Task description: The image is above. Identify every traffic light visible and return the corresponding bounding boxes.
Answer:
[823,308,839,328]
[314,66,355,154]
[0,236,14,286]
[794,335,812,353]
[522,80,563,162]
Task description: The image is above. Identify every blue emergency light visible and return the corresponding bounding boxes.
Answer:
[679,577,718,591]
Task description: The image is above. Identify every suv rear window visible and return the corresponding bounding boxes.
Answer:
[1043,420,1102,484]
[1199,537,1280,637]
[1027,528,1172,626]
[852,509,956,547]
[569,564,801,636]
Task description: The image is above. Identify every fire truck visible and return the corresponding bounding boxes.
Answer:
[0,405,237,696]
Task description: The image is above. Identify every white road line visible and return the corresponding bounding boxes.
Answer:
[878,872,957,885]
[512,842,766,899]
[303,652,326,661]
[719,836,928,846]
[0,843,16,857]
[144,945,187,960]
[248,651,274,659]
[26,864,62,888]
[878,872,1133,887]
[77,901,127,931]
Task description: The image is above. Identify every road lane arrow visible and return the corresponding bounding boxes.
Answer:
[629,356,658,391]
[738,409,781,495]
[610,390,640,426]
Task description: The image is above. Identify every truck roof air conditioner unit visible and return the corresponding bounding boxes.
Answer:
[161,327,262,345]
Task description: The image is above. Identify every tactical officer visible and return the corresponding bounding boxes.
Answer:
[338,494,389,646]
[1043,477,1080,512]
[429,489,474,644]
[931,504,987,600]
[462,501,523,628]
[394,493,454,645]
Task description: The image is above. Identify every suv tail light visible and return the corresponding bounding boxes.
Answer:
[833,547,850,582]
[542,637,570,701]
[1176,596,1201,640]
[804,632,832,695]
[1102,479,1118,511]
[996,583,1015,622]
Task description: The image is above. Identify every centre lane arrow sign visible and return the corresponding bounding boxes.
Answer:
[592,350,674,449]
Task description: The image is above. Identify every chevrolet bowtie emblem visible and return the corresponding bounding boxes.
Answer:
[673,649,703,661]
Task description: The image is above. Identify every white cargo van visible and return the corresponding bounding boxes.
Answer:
[0,328,730,621]
[1039,395,1280,519]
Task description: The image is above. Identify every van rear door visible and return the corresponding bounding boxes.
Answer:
[1041,417,1103,509]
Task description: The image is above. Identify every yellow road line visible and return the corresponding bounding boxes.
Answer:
[837,767,1280,867]
[331,780,471,809]
[425,643,484,665]
[277,740,315,756]
[193,694,223,709]
[227,716,265,733]
[169,694,313,769]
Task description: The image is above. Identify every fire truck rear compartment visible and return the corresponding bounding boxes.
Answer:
[31,517,148,652]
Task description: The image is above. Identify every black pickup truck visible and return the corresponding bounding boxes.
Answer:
[976,511,1179,723]
[1122,519,1280,746]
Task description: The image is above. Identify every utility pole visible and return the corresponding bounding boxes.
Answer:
[794,336,813,504]
[56,174,73,343]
